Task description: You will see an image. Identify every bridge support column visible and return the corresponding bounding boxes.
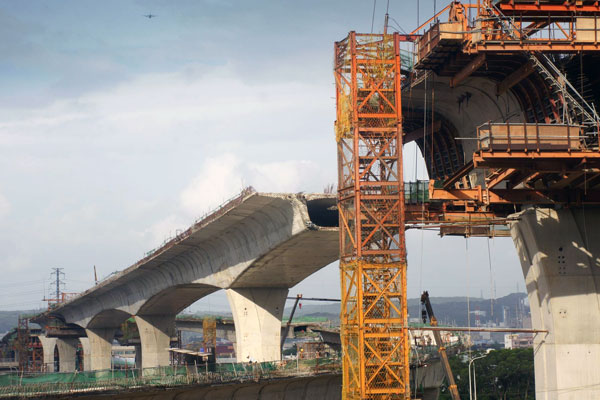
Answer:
[135,315,174,373]
[226,287,288,362]
[38,336,57,372]
[511,207,600,400]
[79,337,91,371]
[55,338,78,372]
[85,328,114,371]
[134,344,142,369]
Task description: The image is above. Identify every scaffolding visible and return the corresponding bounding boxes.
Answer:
[335,32,409,399]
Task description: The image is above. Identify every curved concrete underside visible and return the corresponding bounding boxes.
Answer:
[35,190,338,368]
[45,191,338,328]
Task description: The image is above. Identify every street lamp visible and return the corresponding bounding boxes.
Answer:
[468,354,487,400]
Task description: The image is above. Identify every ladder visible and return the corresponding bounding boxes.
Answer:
[483,1,599,128]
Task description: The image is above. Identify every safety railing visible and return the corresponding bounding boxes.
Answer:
[0,358,341,398]
[405,181,430,204]
[477,122,585,152]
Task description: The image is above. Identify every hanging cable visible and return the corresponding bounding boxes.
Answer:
[466,237,472,360]
[371,0,377,33]
[487,237,494,317]
[417,0,420,31]
[430,75,436,179]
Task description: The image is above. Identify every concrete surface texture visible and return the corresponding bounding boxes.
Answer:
[54,338,78,372]
[37,335,57,372]
[404,75,523,185]
[40,191,337,370]
[226,287,288,362]
[511,207,600,400]
[34,374,342,400]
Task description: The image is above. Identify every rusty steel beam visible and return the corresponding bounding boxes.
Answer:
[410,326,548,334]
[450,53,486,88]
[443,160,474,189]
[496,62,535,96]
[430,187,600,204]
[486,168,518,189]
[469,43,600,53]
[404,120,442,143]
[498,3,600,14]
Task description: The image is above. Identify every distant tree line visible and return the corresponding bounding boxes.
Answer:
[439,348,534,400]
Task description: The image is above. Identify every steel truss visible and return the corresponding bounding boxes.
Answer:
[335,32,409,399]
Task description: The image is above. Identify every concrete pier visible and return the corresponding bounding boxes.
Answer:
[135,314,174,371]
[511,207,600,399]
[86,328,115,371]
[38,336,57,372]
[227,287,288,362]
[55,338,78,372]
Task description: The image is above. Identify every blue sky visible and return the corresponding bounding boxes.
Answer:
[0,1,523,313]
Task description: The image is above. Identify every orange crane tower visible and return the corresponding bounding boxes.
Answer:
[335,32,410,399]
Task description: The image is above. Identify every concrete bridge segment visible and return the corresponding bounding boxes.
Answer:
[512,207,600,399]
[37,190,338,372]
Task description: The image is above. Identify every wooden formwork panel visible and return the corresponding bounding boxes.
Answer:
[478,124,583,151]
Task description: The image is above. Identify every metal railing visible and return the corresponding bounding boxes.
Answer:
[0,358,341,398]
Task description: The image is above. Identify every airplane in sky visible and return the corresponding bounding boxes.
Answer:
[143,13,157,19]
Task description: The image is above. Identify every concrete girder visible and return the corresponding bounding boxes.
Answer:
[511,207,600,399]
[46,193,337,330]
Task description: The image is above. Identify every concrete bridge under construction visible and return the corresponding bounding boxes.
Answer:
[17,1,600,399]
[33,190,338,372]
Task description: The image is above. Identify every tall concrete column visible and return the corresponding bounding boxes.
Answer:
[135,314,174,372]
[134,344,142,369]
[37,336,57,372]
[226,287,288,362]
[511,207,600,399]
[79,337,91,371]
[55,338,78,372]
[85,328,114,371]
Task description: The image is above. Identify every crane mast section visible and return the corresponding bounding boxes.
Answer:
[335,32,409,399]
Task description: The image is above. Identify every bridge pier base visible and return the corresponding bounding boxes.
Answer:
[86,328,114,371]
[135,314,174,373]
[227,287,288,362]
[55,338,78,372]
[38,335,57,372]
[134,344,142,369]
[511,207,600,400]
[79,337,91,371]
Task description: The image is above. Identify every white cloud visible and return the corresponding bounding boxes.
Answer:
[180,153,244,217]
[248,160,323,193]
[0,191,10,218]
[179,154,329,221]
[145,214,188,248]
[5,254,31,272]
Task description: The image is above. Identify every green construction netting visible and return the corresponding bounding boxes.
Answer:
[405,181,430,204]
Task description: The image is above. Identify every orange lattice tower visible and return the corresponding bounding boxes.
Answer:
[335,32,409,399]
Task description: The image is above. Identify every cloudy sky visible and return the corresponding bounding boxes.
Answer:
[0,1,523,313]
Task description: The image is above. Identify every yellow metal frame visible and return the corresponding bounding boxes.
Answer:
[335,32,409,399]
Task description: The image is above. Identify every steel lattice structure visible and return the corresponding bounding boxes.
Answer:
[335,32,409,399]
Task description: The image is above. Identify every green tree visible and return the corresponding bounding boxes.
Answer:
[439,348,534,399]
